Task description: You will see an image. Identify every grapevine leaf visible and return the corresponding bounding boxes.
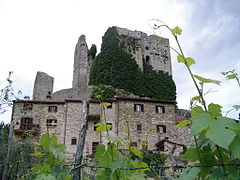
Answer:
[95,123,106,134]
[181,148,199,162]
[128,172,145,180]
[233,105,240,111]
[208,103,222,119]
[32,151,43,158]
[110,161,122,174]
[171,26,182,35]
[190,112,211,135]
[185,57,195,67]
[206,117,236,149]
[35,174,56,180]
[178,167,200,180]
[227,73,237,79]
[229,136,240,158]
[191,106,204,118]
[177,55,184,63]
[101,102,112,107]
[130,146,143,158]
[39,133,50,151]
[193,75,221,85]
[94,145,106,162]
[192,96,201,101]
[176,120,191,129]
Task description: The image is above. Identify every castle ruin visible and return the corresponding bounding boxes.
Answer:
[11,27,191,161]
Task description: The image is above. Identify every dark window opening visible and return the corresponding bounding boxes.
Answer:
[94,122,98,131]
[145,56,150,63]
[46,91,52,99]
[130,142,137,147]
[107,123,112,130]
[156,141,164,151]
[23,103,33,111]
[92,142,99,154]
[156,125,166,133]
[46,119,57,127]
[107,103,112,109]
[137,124,142,132]
[156,106,165,114]
[48,106,57,112]
[134,104,144,112]
[146,46,149,50]
[71,138,77,145]
[20,117,33,130]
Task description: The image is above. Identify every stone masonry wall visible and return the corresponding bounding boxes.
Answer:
[33,72,54,100]
[116,27,172,74]
[116,99,176,151]
[12,101,66,144]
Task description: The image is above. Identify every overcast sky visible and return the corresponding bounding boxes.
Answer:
[1,0,239,123]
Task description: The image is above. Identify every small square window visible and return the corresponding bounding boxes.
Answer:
[71,138,77,145]
[48,106,57,112]
[130,142,137,147]
[23,103,33,110]
[92,142,99,154]
[156,125,166,133]
[156,106,165,114]
[134,104,144,112]
[137,124,142,132]
[46,119,57,127]
[146,46,149,50]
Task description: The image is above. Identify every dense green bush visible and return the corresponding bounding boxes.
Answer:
[91,85,116,100]
[89,27,176,101]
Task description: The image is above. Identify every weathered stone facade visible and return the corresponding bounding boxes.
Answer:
[11,26,191,162]
[116,27,172,74]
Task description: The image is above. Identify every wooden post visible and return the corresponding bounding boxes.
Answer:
[73,100,88,180]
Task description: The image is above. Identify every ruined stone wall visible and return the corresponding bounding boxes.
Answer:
[72,35,90,90]
[116,27,172,74]
[33,72,54,100]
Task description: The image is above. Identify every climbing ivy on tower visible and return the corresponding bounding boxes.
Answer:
[89,26,176,101]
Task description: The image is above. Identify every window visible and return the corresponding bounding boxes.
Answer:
[134,104,144,112]
[146,46,149,50]
[94,122,98,131]
[46,119,57,127]
[46,91,52,99]
[156,141,164,151]
[145,56,150,63]
[23,103,33,111]
[130,142,137,147]
[92,142,99,154]
[20,117,33,130]
[71,138,77,145]
[107,123,112,130]
[137,124,142,132]
[156,106,165,114]
[156,125,166,133]
[48,106,57,112]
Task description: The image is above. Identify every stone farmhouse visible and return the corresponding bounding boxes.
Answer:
[11,27,191,161]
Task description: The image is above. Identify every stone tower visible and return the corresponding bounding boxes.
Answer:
[33,71,54,100]
[116,27,172,75]
[72,35,90,90]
